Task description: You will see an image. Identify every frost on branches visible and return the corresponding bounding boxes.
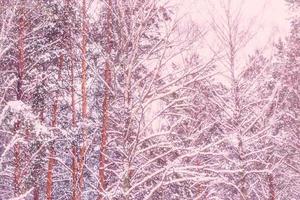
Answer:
[0,0,299,200]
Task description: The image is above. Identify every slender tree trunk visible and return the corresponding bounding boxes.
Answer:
[72,145,78,200]
[268,173,275,200]
[70,46,76,127]
[98,1,112,199]
[34,66,48,200]
[59,1,79,199]
[69,34,78,200]
[81,0,88,123]
[70,46,78,200]
[46,144,55,200]
[98,61,111,199]
[78,0,88,198]
[14,4,25,195]
[35,74,45,200]
[33,187,39,200]
[62,1,78,198]
[46,55,63,200]
[16,6,25,101]
[13,143,21,194]
[227,22,247,200]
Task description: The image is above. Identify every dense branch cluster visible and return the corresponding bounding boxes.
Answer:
[0,0,299,199]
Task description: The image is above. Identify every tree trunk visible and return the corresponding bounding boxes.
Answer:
[72,145,78,200]
[33,187,39,200]
[16,5,25,101]
[268,173,275,200]
[98,1,112,199]
[14,3,25,195]
[46,144,55,200]
[46,55,63,200]
[99,61,111,199]
[13,143,21,194]
[60,1,79,199]
[78,0,88,198]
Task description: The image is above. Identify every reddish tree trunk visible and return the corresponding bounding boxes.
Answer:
[71,55,76,127]
[59,1,79,199]
[72,145,78,200]
[13,143,21,194]
[98,1,112,199]
[78,0,88,198]
[268,173,275,200]
[16,6,25,101]
[46,55,63,200]
[46,144,55,200]
[69,30,78,200]
[81,0,88,124]
[14,4,25,195]
[33,188,39,200]
[98,61,111,199]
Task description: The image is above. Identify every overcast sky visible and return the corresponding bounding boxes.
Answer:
[178,0,290,34]
[172,0,291,74]
[166,0,292,84]
[177,0,290,50]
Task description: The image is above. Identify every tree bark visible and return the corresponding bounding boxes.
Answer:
[13,143,21,194]
[78,0,88,198]
[16,4,25,101]
[98,1,112,199]
[99,61,111,199]
[14,3,25,195]
[268,173,275,200]
[46,55,63,200]
[46,144,55,200]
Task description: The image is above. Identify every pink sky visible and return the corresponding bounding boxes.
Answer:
[173,0,291,74]
[177,0,290,51]
[179,0,289,33]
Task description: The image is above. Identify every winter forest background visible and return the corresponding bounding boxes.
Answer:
[0,0,299,199]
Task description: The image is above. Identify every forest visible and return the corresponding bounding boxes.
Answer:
[0,0,299,199]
